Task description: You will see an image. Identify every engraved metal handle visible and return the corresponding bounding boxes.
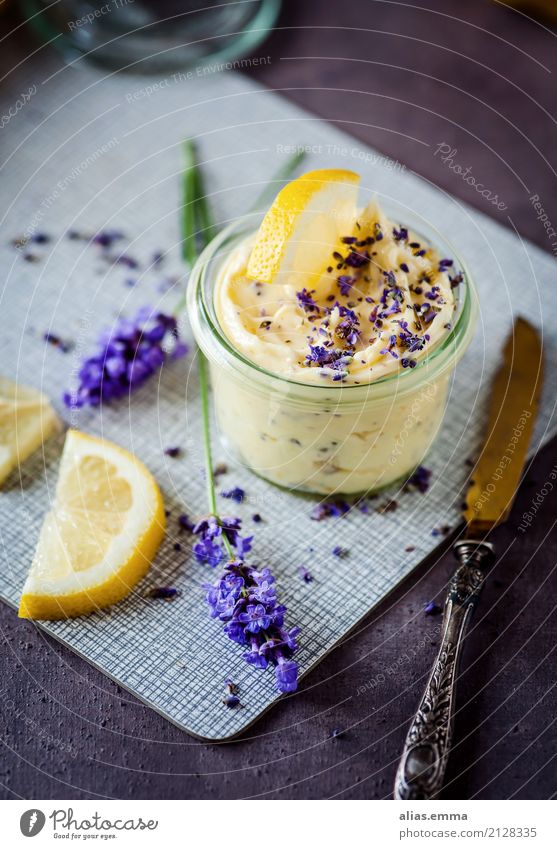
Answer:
[393,539,496,800]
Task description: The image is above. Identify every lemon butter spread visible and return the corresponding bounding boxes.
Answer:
[215,197,459,386]
[189,169,476,494]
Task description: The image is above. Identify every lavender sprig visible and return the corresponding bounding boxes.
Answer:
[187,147,301,694]
[195,351,299,693]
[63,307,187,409]
[204,561,299,693]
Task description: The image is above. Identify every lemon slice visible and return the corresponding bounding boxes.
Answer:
[246,168,360,285]
[19,430,165,619]
[0,377,60,485]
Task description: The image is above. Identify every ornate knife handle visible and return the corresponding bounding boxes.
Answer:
[394,540,496,800]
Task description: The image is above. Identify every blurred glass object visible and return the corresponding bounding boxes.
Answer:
[20,0,281,73]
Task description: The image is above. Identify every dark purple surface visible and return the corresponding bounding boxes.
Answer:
[1,0,556,800]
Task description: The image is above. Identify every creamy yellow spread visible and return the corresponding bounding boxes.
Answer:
[215,201,458,385]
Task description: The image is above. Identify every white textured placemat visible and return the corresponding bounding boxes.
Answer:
[0,52,555,739]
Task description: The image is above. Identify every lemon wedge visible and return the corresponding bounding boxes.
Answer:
[246,168,360,285]
[19,430,165,620]
[0,377,60,485]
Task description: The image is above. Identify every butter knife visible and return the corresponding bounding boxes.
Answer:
[394,316,543,800]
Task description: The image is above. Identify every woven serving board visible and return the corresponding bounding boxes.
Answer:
[0,51,555,739]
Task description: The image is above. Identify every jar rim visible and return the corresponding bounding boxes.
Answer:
[187,205,478,400]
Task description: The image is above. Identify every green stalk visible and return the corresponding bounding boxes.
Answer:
[193,161,216,246]
[181,139,200,268]
[180,143,306,561]
[198,350,234,558]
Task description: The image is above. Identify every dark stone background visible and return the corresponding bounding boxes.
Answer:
[1,0,556,800]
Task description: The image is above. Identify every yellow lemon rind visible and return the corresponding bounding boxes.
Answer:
[18,488,165,620]
[18,431,166,620]
[246,168,360,284]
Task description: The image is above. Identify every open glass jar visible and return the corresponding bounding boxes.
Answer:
[187,207,478,496]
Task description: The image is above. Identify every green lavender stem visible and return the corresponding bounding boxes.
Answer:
[180,143,305,555]
[175,148,304,317]
[197,350,235,559]
[181,139,199,268]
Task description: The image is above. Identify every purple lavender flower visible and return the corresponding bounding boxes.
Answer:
[178,513,195,532]
[337,275,356,296]
[239,603,272,633]
[396,319,430,354]
[63,306,187,409]
[44,332,74,353]
[296,288,320,313]
[310,500,350,521]
[164,446,182,458]
[193,535,225,568]
[203,559,299,694]
[244,639,268,668]
[336,316,360,347]
[147,587,181,600]
[298,566,313,583]
[304,345,354,381]
[393,226,408,242]
[275,658,299,693]
[220,486,245,504]
[406,465,432,494]
[92,229,125,249]
[344,250,370,268]
[192,515,253,567]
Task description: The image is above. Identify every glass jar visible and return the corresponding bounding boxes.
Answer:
[187,207,478,496]
[20,0,281,74]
